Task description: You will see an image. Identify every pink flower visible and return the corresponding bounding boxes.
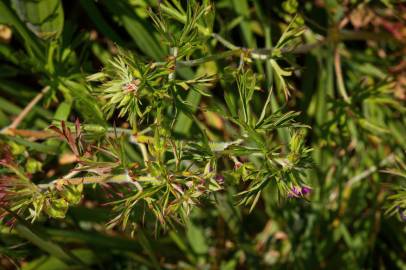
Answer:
[215,175,224,185]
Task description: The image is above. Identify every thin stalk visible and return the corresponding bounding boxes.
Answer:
[4,126,151,141]
[1,86,50,134]
[168,47,178,81]
[155,40,325,68]
[177,50,237,67]
[138,143,149,164]
[346,154,396,187]
[329,154,396,201]
[334,48,351,103]
[339,30,394,41]
[129,136,150,163]
[6,128,244,154]
[38,174,153,190]
[211,33,240,50]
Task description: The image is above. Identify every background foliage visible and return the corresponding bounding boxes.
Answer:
[0,0,405,269]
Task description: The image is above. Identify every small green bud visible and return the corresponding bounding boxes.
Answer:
[9,141,25,155]
[132,69,141,78]
[26,158,43,174]
[282,0,298,14]
[44,198,69,219]
[59,184,83,205]
[272,48,282,58]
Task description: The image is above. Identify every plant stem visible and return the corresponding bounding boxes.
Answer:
[177,50,237,67]
[339,30,394,41]
[1,86,50,134]
[155,40,325,68]
[168,47,178,81]
[346,154,396,187]
[4,126,151,141]
[129,135,150,164]
[329,154,396,201]
[334,48,351,103]
[37,174,152,190]
[211,33,240,50]
[5,128,243,154]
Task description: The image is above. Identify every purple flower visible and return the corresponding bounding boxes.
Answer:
[301,186,312,195]
[288,185,312,198]
[287,186,300,198]
[215,175,224,185]
[292,186,301,195]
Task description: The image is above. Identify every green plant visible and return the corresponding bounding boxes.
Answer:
[0,0,405,269]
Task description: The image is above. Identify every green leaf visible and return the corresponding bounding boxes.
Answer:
[11,0,64,40]
[22,249,96,270]
[102,1,164,59]
[230,0,255,48]
[53,101,72,122]
[186,221,208,256]
[79,0,125,44]
[0,0,44,59]
[15,224,80,264]
[2,134,59,154]
[60,80,106,126]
